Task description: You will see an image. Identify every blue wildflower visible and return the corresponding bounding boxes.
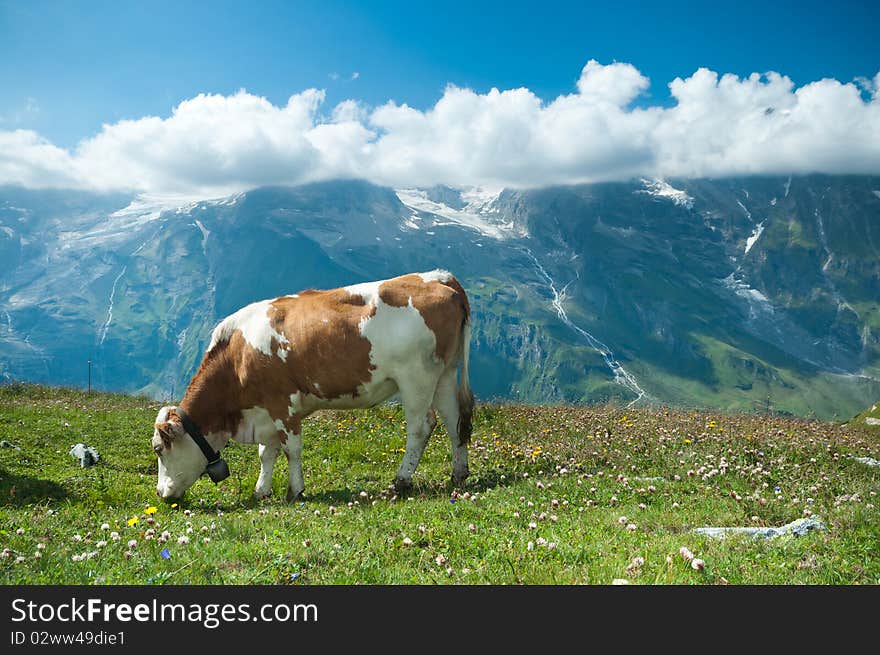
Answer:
[160,548,170,560]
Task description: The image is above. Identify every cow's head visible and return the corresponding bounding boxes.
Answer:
[152,406,209,500]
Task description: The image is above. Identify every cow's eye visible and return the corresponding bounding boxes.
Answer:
[154,445,163,455]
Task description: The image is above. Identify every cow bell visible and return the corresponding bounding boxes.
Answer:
[205,458,230,483]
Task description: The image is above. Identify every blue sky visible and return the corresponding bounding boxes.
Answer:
[2,0,878,148]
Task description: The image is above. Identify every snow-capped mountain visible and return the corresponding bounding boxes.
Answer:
[1,176,879,419]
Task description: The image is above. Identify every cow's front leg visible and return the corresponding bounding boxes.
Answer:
[281,431,305,502]
[254,443,280,498]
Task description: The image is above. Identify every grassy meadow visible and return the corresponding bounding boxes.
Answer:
[0,383,878,585]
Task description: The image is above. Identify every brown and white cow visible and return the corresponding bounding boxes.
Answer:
[152,269,474,501]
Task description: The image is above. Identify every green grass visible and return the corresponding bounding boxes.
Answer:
[1,383,879,585]
[635,334,880,421]
[851,401,880,434]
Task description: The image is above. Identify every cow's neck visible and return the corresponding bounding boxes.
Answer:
[178,346,245,449]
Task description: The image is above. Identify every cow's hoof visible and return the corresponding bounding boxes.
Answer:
[451,470,470,487]
[392,477,413,493]
[286,487,304,503]
[253,489,272,500]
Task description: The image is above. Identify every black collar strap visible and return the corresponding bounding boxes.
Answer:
[176,407,230,483]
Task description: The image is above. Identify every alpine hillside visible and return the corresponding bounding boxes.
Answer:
[1,175,879,420]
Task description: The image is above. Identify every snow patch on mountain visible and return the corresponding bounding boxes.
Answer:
[722,273,775,322]
[99,266,127,346]
[745,222,764,254]
[459,186,504,214]
[637,179,694,209]
[722,274,771,305]
[194,219,210,251]
[394,187,522,238]
[119,192,242,221]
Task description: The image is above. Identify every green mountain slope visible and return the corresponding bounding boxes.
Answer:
[1,176,878,419]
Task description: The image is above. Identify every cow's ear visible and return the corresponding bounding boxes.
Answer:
[155,410,186,447]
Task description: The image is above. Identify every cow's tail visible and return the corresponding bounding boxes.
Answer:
[456,318,474,447]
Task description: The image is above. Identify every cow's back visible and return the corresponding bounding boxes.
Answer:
[202,270,468,414]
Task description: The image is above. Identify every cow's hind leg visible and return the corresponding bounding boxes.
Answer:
[280,431,305,502]
[255,443,280,498]
[393,375,440,492]
[433,367,469,485]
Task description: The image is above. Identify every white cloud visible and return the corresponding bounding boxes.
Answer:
[1,60,879,195]
[0,129,79,188]
[576,60,649,106]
